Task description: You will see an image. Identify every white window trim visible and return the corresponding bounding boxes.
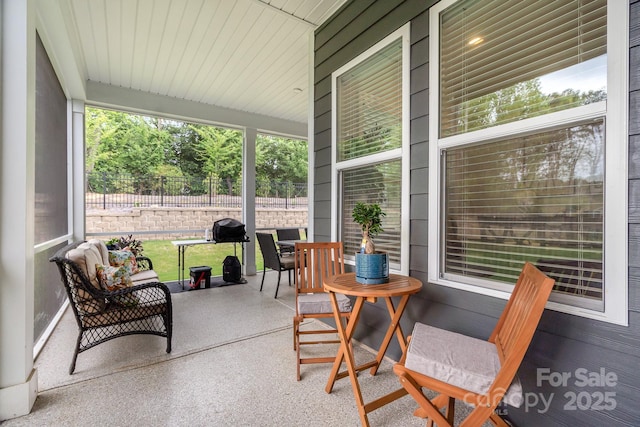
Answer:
[428,0,629,325]
[331,23,411,275]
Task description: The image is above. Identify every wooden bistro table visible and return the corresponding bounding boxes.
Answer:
[323,272,422,427]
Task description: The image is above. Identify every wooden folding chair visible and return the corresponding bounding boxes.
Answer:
[293,241,352,381]
[393,262,555,427]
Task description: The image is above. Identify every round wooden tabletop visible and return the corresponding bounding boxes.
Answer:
[323,272,422,298]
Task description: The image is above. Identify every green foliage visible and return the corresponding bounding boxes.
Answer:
[164,121,206,177]
[193,125,243,184]
[105,237,119,247]
[352,202,385,254]
[454,79,607,137]
[106,234,144,256]
[340,125,394,161]
[87,108,169,179]
[256,135,308,183]
[154,164,183,178]
[85,108,176,195]
[85,108,308,188]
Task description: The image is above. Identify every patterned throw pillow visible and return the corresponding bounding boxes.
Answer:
[96,264,139,307]
[96,264,133,291]
[108,248,139,275]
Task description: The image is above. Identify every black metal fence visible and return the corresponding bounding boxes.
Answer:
[86,172,307,209]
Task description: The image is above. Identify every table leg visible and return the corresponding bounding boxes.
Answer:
[326,293,370,426]
[179,246,186,290]
[177,246,181,290]
[326,295,364,393]
[370,295,411,376]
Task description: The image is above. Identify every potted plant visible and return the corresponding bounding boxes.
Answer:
[105,235,144,256]
[352,202,389,284]
[105,237,120,251]
[116,234,144,256]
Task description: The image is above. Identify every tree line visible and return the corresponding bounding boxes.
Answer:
[85,107,308,193]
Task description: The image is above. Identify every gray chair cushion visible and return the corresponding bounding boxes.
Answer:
[405,322,523,408]
[297,292,351,314]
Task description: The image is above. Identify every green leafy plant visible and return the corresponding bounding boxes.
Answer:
[105,238,120,249]
[352,202,385,254]
[106,234,144,256]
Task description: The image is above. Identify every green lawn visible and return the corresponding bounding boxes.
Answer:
[463,241,601,283]
[142,238,265,282]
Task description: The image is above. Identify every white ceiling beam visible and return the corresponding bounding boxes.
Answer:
[248,0,317,28]
[35,0,87,100]
[86,80,307,138]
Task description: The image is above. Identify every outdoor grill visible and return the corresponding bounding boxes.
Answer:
[212,218,249,243]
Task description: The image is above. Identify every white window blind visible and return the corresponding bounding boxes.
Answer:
[341,161,402,268]
[337,39,402,161]
[440,0,607,137]
[443,119,604,310]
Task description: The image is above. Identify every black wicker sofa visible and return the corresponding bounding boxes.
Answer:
[50,240,172,374]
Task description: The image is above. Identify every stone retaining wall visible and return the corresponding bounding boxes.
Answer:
[86,207,308,240]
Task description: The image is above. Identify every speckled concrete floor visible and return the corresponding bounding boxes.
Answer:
[3,272,487,427]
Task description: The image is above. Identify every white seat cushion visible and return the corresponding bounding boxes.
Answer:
[130,269,159,284]
[405,322,523,408]
[279,254,295,269]
[297,292,351,314]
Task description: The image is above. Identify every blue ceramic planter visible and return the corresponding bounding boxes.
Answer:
[355,252,389,284]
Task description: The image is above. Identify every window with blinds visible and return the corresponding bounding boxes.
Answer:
[433,0,610,312]
[333,28,407,270]
[440,0,607,137]
[341,161,402,269]
[337,39,402,161]
[443,119,604,310]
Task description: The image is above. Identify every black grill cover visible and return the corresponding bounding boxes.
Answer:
[223,255,242,283]
[213,218,247,243]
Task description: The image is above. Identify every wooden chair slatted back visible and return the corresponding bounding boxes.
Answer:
[490,262,555,364]
[294,242,344,295]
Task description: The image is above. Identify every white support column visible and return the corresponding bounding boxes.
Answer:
[71,100,85,240]
[307,31,315,241]
[242,127,257,275]
[0,0,39,420]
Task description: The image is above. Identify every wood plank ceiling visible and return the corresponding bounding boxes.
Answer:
[63,0,347,125]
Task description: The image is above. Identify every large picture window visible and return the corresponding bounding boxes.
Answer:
[332,24,410,273]
[429,0,627,324]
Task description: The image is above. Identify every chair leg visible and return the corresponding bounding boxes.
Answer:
[462,405,498,427]
[293,316,299,350]
[165,312,172,353]
[274,270,282,298]
[445,396,455,424]
[416,394,454,424]
[395,369,454,427]
[489,412,511,427]
[288,270,292,286]
[296,330,302,381]
[259,266,266,291]
[70,332,82,374]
